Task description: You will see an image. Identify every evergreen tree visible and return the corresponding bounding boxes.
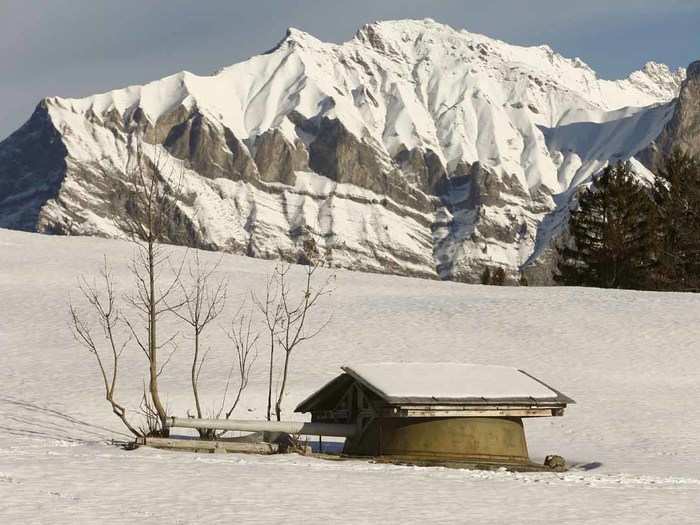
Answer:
[651,151,700,290]
[555,162,656,289]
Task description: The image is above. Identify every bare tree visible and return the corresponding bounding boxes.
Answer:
[70,134,332,439]
[273,264,333,421]
[69,259,141,437]
[252,273,283,421]
[169,250,227,436]
[219,307,259,423]
[69,135,267,440]
[118,137,186,434]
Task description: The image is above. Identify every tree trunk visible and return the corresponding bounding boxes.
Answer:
[275,350,291,422]
[148,238,168,434]
[266,333,274,421]
[192,330,203,419]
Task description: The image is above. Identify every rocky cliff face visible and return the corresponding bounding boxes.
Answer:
[641,61,700,169]
[0,19,689,283]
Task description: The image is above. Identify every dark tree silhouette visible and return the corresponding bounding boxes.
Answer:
[555,162,656,289]
[651,150,700,290]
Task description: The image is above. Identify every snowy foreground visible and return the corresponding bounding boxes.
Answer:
[1,229,699,524]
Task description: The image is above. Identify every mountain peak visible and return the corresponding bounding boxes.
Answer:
[283,27,321,45]
[624,61,686,102]
[354,18,470,53]
[639,61,685,81]
[356,18,448,37]
[263,27,322,56]
[687,60,700,80]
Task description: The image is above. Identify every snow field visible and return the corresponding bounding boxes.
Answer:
[1,229,699,523]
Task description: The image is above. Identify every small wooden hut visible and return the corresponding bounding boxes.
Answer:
[295,363,574,465]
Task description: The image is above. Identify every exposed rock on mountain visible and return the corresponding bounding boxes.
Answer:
[0,19,689,283]
[641,61,700,168]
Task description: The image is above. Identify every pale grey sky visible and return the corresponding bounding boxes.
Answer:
[1,0,698,140]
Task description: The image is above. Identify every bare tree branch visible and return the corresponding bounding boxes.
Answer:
[266,263,334,421]
[219,306,259,426]
[251,272,283,421]
[166,250,228,437]
[68,258,141,437]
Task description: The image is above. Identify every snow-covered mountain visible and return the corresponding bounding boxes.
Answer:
[0,19,688,282]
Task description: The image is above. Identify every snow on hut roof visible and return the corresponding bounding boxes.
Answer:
[295,363,574,413]
[342,363,566,403]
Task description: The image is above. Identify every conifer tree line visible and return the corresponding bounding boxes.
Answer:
[555,151,700,291]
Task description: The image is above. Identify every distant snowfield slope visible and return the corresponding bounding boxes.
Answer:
[0,19,688,285]
[1,230,699,523]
